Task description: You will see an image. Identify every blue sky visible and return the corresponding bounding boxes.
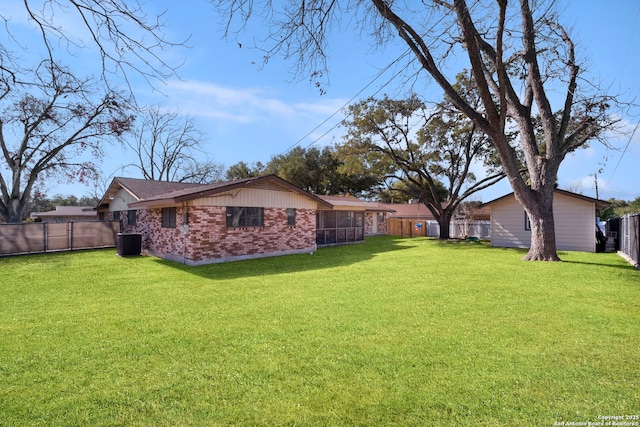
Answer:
[2,0,639,202]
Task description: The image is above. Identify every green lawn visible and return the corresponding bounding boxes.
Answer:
[1,236,638,426]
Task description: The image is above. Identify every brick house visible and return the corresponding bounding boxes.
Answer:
[97,175,388,265]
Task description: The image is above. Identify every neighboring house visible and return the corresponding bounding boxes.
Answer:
[480,189,610,252]
[316,195,392,246]
[31,206,97,223]
[100,175,390,265]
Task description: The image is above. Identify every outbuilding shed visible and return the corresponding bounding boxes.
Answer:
[480,189,610,252]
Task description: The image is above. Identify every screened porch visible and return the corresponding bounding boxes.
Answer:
[316,210,365,246]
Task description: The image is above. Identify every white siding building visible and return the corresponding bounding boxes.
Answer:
[482,190,609,253]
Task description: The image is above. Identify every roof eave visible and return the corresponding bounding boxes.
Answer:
[128,199,180,209]
[480,189,612,210]
[97,177,142,208]
[171,174,334,209]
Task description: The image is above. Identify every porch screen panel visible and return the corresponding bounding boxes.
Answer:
[316,210,365,245]
[338,211,353,228]
[322,211,337,229]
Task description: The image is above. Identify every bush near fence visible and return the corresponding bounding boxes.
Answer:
[0,221,119,257]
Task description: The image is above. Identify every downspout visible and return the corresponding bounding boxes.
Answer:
[181,202,189,264]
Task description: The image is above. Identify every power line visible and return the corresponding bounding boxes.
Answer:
[283,3,455,155]
[599,2,640,197]
[280,48,412,154]
[603,119,640,192]
[300,52,418,150]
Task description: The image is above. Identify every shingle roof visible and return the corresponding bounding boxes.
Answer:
[113,177,204,200]
[32,206,96,217]
[380,202,436,219]
[317,195,394,212]
[103,175,333,209]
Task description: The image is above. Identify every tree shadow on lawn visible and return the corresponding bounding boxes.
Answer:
[488,247,638,272]
[425,238,492,248]
[151,236,414,281]
[559,257,640,273]
[429,240,638,272]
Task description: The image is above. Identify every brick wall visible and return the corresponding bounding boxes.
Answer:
[365,212,388,236]
[123,206,317,264]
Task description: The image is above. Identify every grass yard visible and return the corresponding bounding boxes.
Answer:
[1,236,638,426]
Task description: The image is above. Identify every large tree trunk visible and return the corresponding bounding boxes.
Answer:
[2,198,25,223]
[518,189,561,261]
[436,210,454,240]
[439,219,451,240]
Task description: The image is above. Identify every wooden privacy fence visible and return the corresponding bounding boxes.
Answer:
[387,219,430,237]
[0,221,119,256]
[387,218,490,239]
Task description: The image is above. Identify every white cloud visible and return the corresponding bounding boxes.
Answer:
[160,79,347,125]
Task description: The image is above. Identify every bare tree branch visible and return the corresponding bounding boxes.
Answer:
[125,106,223,184]
[4,0,187,95]
[0,59,134,223]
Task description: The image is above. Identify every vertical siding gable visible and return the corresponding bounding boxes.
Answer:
[191,187,318,209]
[109,189,138,211]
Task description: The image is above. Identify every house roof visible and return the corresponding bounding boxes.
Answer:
[378,202,491,220]
[380,202,436,219]
[100,175,333,209]
[98,177,203,207]
[317,195,393,212]
[32,206,96,217]
[480,189,611,210]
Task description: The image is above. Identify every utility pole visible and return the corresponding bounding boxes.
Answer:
[593,172,599,200]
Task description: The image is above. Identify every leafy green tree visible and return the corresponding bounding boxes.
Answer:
[599,197,640,220]
[377,181,415,204]
[264,147,335,194]
[263,146,380,196]
[628,198,640,215]
[28,193,99,215]
[340,92,505,239]
[225,161,265,180]
[381,179,449,205]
